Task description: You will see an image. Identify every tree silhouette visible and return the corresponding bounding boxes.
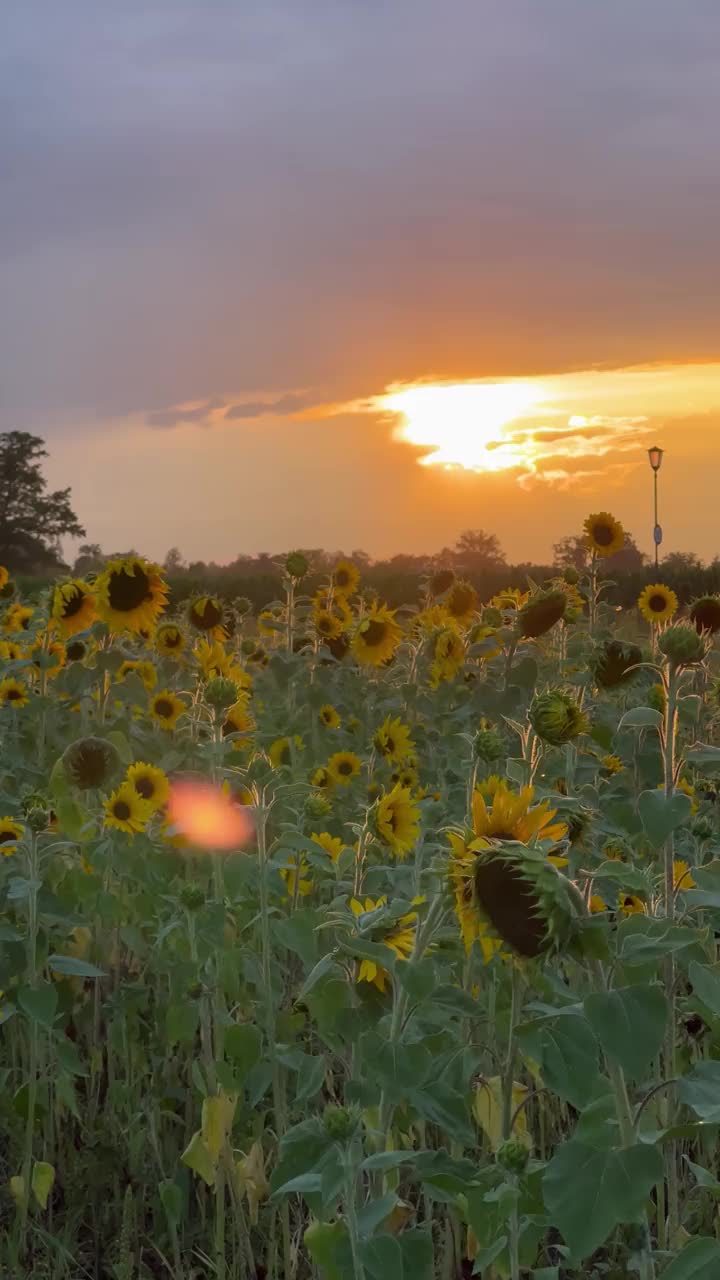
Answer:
[453,528,506,570]
[0,432,85,571]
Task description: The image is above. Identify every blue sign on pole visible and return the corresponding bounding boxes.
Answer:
[654,524,663,545]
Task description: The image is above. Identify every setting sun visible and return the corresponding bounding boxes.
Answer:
[375,380,542,471]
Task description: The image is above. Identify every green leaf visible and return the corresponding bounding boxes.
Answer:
[543,1141,662,1260]
[18,983,58,1030]
[297,952,341,1000]
[356,1192,398,1238]
[685,1157,720,1198]
[47,954,105,978]
[618,917,701,965]
[361,1235,403,1280]
[224,1024,261,1075]
[638,789,692,847]
[159,1179,183,1228]
[618,707,663,731]
[678,1061,720,1122]
[304,1219,347,1280]
[685,743,720,769]
[166,1002,199,1045]
[519,1015,601,1108]
[407,1082,473,1145]
[584,985,667,1079]
[55,797,94,843]
[296,1052,326,1102]
[31,1161,55,1210]
[660,1237,720,1278]
[688,961,720,1017]
[55,1038,87,1076]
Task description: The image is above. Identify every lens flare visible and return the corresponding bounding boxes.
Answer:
[167,781,254,851]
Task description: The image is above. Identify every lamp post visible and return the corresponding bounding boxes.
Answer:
[648,446,664,568]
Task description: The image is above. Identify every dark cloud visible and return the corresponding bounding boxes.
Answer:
[225,393,314,420]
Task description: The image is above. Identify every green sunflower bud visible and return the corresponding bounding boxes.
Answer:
[62,736,121,790]
[24,804,51,833]
[322,1104,359,1143]
[205,676,240,710]
[180,884,206,912]
[472,844,578,959]
[496,1138,530,1174]
[529,690,587,746]
[517,589,567,639]
[285,551,310,579]
[563,566,580,585]
[691,815,714,842]
[647,683,667,715]
[690,595,720,635]
[593,639,643,688]
[658,624,706,669]
[234,597,252,617]
[304,791,332,820]
[240,637,256,655]
[474,728,505,764]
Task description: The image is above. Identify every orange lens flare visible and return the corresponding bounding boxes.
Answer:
[167,781,253,851]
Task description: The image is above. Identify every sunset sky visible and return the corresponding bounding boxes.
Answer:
[2,1,720,564]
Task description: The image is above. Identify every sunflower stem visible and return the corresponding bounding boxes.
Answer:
[501,965,522,1141]
[661,665,681,1243]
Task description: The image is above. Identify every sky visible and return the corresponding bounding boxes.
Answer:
[2,0,720,565]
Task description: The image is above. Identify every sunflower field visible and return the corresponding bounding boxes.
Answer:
[2,524,720,1280]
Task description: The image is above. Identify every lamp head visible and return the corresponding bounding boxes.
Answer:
[648,446,664,472]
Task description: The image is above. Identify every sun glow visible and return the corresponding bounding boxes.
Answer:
[376,380,542,472]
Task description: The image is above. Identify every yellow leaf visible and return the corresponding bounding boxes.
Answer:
[181,1130,216,1187]
[9,1175,26,1207]
[384,1201,414,1235]
[201,1090,237,1162]
[234,1141,269,1224]
[472,1076,530,1152]
[32,1161,55,1210]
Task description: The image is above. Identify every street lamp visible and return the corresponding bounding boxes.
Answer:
[648,446,664,568]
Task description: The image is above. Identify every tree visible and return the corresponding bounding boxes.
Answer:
[453,529,506,571]
[553,530,647,574]
[163,546,185,573]
[0,432,85,571]
[73,542,105,575]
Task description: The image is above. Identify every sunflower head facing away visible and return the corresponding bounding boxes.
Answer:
[471,843,577,959]
[352,605,403,667]
[529,690,588,746]
[51,579,97,637]
[638,583,678,626]
[445,580,479,625]
[593,639,643,688]
[0,817,24,857]
[188,595,225,634]
[126,762,170,812]
[375,784,421,858]
[690,595,720,636]
[583,512,625,558]
[95,557,168,634]
[517,589,567,639]
[104,782,153,835]
[62,735,121,790]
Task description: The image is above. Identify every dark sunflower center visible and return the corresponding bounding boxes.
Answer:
[108,566,151,612]
[336,570,350,587]
[0,830,16,844]
[62,590,86,619]
[592,522,614,547]
[66,642,86,661]
[6,688,22,701]
[135,777,155,799]
[338,760,353,775]
[193,600,223,629]
[386,807,397,831]
[154,698,174,718]
[649,594,667,612]
[114,801,131,821]
[363,620,387,647]
[385,737,395,754]
[318,616,333,634]
[164,630,181,647]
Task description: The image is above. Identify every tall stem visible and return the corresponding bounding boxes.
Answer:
[662,667,680,1240]
[19,833,40,1257]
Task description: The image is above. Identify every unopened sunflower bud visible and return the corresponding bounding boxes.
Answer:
[285,551,309,580]
[304,791,332,820]
[240,637,256,655]
[563,566,580,585]
[482,607,503,629]
[25,804,51,833]
[234,597,252,617]
[496,1138,530,1174]
[205,676,239,710]
[593,639,643,688]
[62,736,121,790]
[474,728,505,764]
[180,884,206,912]
[658,624,706,669]
[690,595,720,635]
[529,690,587,746]
[692,815,714,842]
[322,1104,359,1143]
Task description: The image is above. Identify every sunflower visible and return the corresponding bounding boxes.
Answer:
[222,698,255,748]
[0,566,7,591]
[583,512,624,558]
[490,587,528,616]
[467,624,502,661]
[117,659,158,692]
[429,567,455,597]
[310,766,334,790]
[65,639,88,663]
[51,579,97,637]
[601,754,625,776]
[619,893,646,916]
[149,690,186,731]
[126,762,170,812]
[194,638,251,690]
[0,677,29,708]
[154,622,187,658]
[673,860,695,892]
[327,751,362,785]
[593,639,643,688]
[0,817,23,857]
[375,784,421,858]
[95,557,168,634]
[27,637,66,679]
[352,605,403,667]
[518,590,567,639]
[104,782,153,835]
[258,608,282,639]
[690,595,720,635]
[391,764,419,791]
[319,704,341,729]
[373,715,415,765]
[2,604,33,633]
[280,855,313,899]
[638,584,678,626]
[0,640,23,661]
[449,780,567,955]
[349,895,420,991]
[311,832,345,863]
[188,595,225,634]
[268,735,304,768]
[445,580,479,624]
[332,560,360,596]
[430,626,466,686]
[62,736,120,789]
[314,610,344,641]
